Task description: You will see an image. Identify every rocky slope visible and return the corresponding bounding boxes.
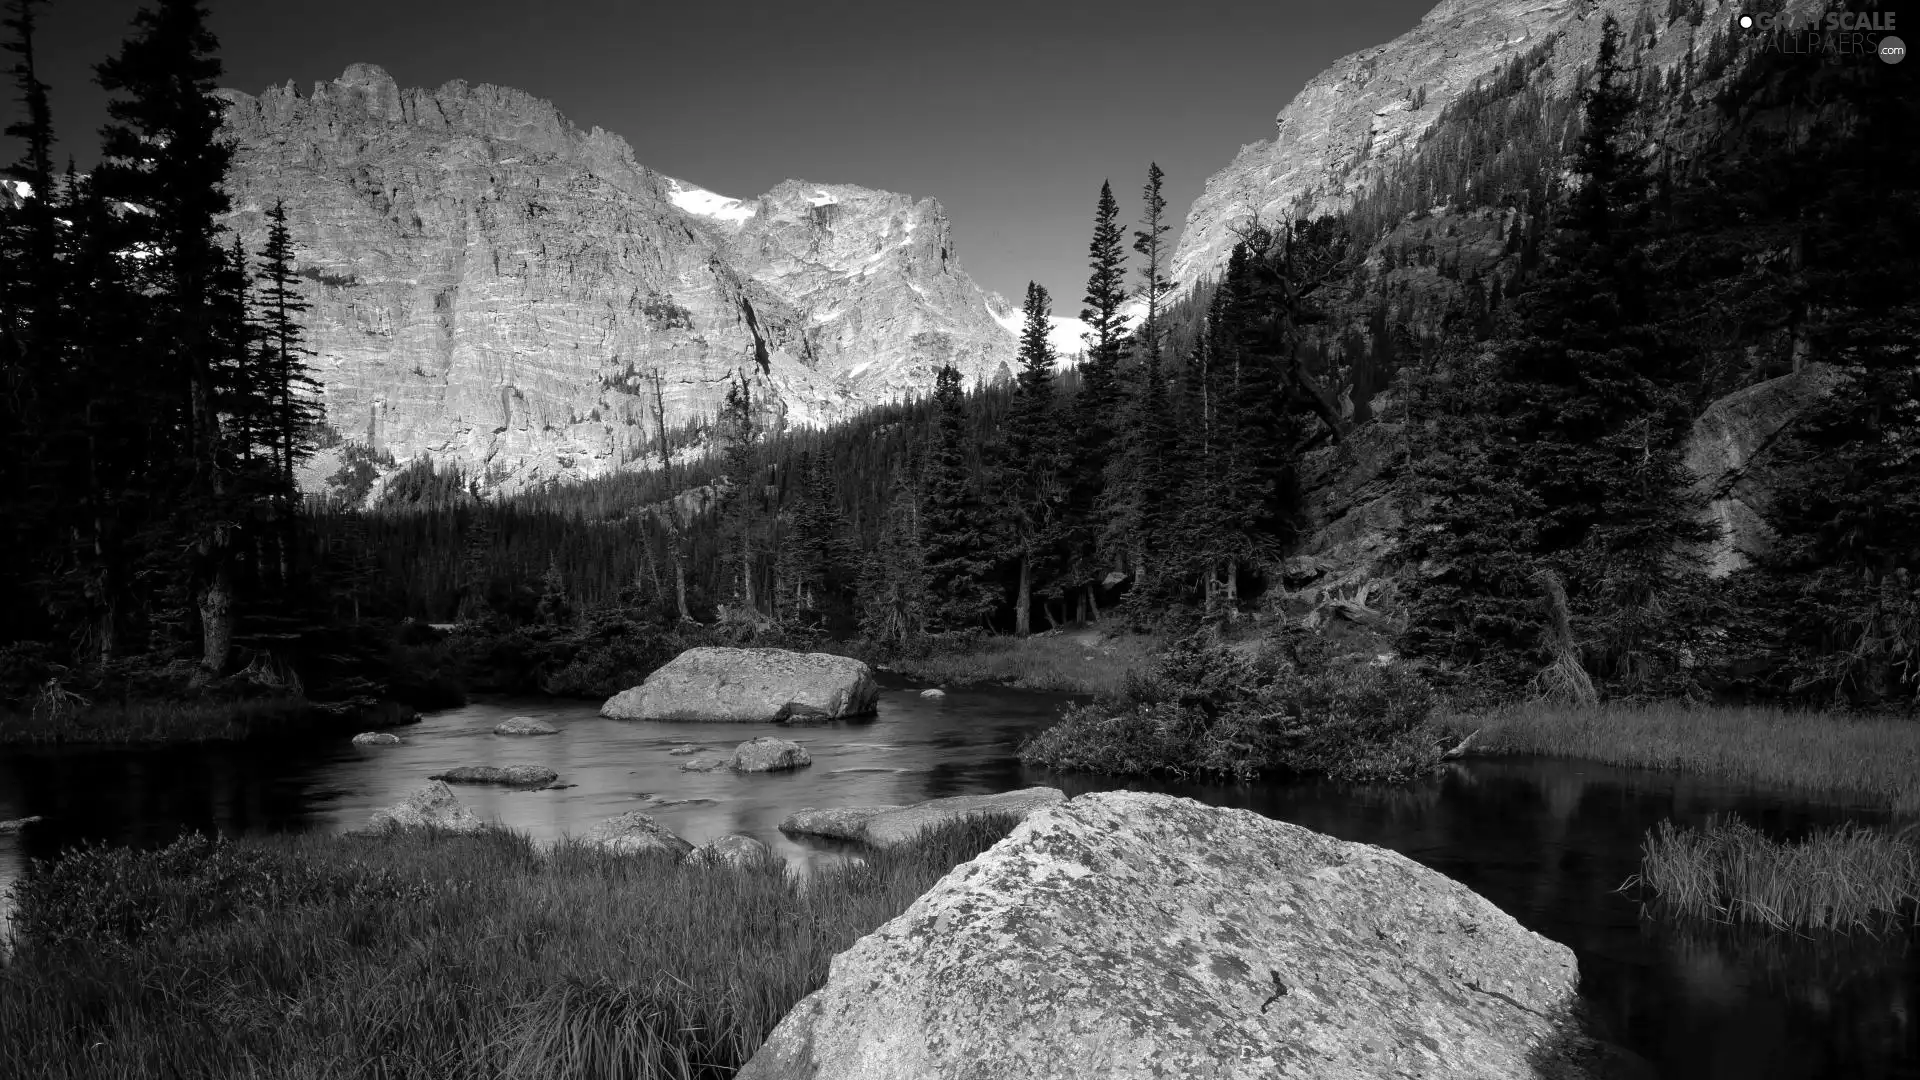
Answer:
[216,65,1017,492]
[1169,0,1813,290]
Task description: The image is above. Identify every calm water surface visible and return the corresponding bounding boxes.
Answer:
[0,683,1913,1079]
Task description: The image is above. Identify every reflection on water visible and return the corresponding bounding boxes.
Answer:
[1,687,1915,1078]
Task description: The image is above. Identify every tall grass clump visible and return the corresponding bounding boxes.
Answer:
[1631,815,1920,931]
[0,814,1021,1079]
[1467,700,1920,812]
[1018,630,1441,782]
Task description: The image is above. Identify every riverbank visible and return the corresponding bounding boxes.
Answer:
[0,815,1021,1078]
[1454,701,1920,814]
[869,629,1156,696]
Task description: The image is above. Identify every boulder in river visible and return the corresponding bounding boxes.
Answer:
[582,810,694,857]
[366,781,483,833]
[777,805,905,842]
[678,757,727,773]
[918,688,945,699]
[429,765,558,787]
[600,647,879,723]
[351,731,402,746]
[737,790,1606,1080]
[730,736,812,773]
[494,715,558,736]
[859,787,1064,849]
[686,833,772,869]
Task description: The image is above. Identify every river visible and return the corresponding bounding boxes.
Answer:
[0,684,1913,1078]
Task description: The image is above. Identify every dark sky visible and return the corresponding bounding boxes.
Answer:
[9,0,1438,307]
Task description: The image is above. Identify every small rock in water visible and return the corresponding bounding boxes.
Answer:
[686,833,772,870]
[0,815,44,835]
[494,715,558,736]
[919,688,945,699]
[365,781,482,833]
[352,731,402,746]
[582,810,693,857]
[429,765,558,787]
[678,757,727,772]
[730,736,811,773]
[778,805,903,841]
[667,744,706,756]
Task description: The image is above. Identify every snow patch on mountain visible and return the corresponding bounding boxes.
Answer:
[985,296,1096,364]
[664,178,757,222]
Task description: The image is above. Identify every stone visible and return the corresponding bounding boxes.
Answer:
[1682,363,1844,577]
[667,744,706,755]
[858,787,1065,850]
[582,811,694,858]
[0,815,43,835]
[351,731,402,746]
[678,757,728,773]
[428,765,558,787]
[494,715,559,736]
[737,790,1603,1080]
[366,781,483,833]
[601,647,879,723]
[918,688,945,698]
[778,805,906,842]
[729,736,812,773]
[686,834,773,869]
[214,66,1018,496]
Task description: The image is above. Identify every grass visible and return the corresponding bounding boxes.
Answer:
[1630,815,1920,932]
[0,813,1024,1079]
[0,696,324,745]
[1459,700,1920,813]
[876,629,1159,696]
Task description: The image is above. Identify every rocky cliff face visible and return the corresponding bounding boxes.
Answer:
[216,65,1016,492]
[1169,0,1795,290]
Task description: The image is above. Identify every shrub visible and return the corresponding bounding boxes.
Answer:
[1019,630,1441,782]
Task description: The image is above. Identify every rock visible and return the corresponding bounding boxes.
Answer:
[1682,363,1844,577]
[729,736,812,773]
[351,731,402,746]
[0,815,43,835]
[667,744,706,755]
[778,805,905,842]
[582,811,694,857]
[366,781,483,833]
[859,787,1065,850]
[918,688,945,699]
[686,833,773,869]
[428,765,558,787]
[678,757,727,773]
[494,715,558,736]
[215,67,1018,495]
[738,790,1598,1080]
[601,647,879,723]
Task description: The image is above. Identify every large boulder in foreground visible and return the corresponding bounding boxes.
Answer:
[738,790,1609,1080]
[859,787,1064,849]
[366,781,483,833]
[600,647,879,723]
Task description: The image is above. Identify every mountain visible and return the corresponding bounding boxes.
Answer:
[1168,0,1816,291]
[215,64,1017,492]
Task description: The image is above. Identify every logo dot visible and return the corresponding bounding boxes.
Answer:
[1881,36,1907,63]
[1739,14,1754,28]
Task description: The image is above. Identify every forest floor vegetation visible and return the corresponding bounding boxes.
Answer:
[865,628,1156,696]
[0,814,1023,1078]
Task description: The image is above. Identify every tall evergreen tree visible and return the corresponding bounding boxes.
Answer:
[1061,181,1130,621]
[787,450,857,624]
[255,200,322,507]
[919,364,995,631]
[714,371,761,617]
[94,0,247,671]
[858,459,929,646]
[1107,164,1179,612]
[994,282,1068,635]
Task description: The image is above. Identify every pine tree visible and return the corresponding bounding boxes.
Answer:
[1061,181,1129,622]
[858,460,929,647]
[1107,164,1179,613]
[919,365,995,632]
[94,0,247,672]
[714,371,761,617]
[255,200,322,506]
[993,282,1068,635]
[788,450,857,623]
